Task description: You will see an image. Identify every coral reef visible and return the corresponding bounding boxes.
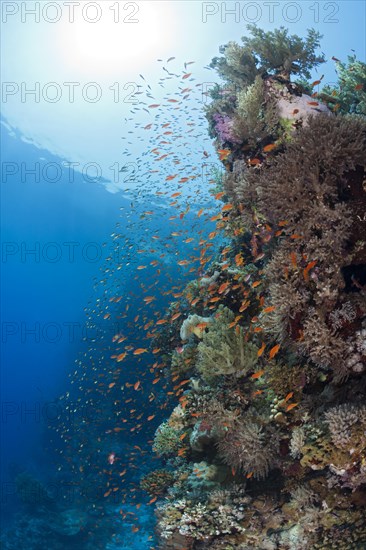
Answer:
[150,24,366,550]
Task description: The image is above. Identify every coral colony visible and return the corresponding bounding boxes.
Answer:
[147,26,366,549]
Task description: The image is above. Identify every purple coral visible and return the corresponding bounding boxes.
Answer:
[212,113,241,145]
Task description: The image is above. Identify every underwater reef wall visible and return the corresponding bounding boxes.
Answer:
[146,26,366,549]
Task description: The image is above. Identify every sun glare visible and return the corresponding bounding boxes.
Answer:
[61,3,171,76]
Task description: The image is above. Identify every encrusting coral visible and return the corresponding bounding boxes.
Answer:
[145,24,366,549]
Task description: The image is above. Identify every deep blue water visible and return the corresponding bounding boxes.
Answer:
[0,118,218,548]
[1,120,131,520]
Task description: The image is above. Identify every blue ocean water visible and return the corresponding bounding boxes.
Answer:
[0,116,218,548]
[0,120,117,507]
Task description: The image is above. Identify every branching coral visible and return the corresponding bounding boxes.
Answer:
[324,403,366,448]
[156,497,246,543]
[210,25,325,86]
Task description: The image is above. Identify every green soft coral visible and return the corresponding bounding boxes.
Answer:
[196,306,258,382]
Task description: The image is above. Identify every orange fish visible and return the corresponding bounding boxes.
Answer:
[156,319,168,325]
[116,352,127,362]
[251,369,265,379]
[235,253,244,266]
[246,471,254,479]
[177,447,188,456]
[239,300,250,312]
[263,306,276,313]
[303,260,317,282]
[133,348,148,355]
[251,281,261,288]
[221,203,233,212]
[307,101,319,106]
[355,83,363,90]
[108,383,116,389]
[286,403,299,412]
[284,392,294,402]
[134,381,141,390]
[147,415,155,421]
[257,342,266,357]
[249,158,261,166]
[263,143,277,153]
[254,252,265,262]
[290,252,297,268]
[218,149,231,161]
[269,344,280,359]
[215,191,225,199]
[218,282,229,294]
